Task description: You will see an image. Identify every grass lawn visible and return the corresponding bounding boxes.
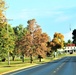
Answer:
[0,61,31,74]
[0,57,52,74]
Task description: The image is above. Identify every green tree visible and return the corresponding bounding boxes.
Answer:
[0,23,15,63]
[0,0,15,65]
[13,24,27,62]
[67,39,72,44]
[72,29,76,45]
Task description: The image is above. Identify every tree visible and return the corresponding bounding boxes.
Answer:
[72,29,76,45]
[17,29,34,63]
[17,19,38,63]
[17,19,50,63]
[0,0,15,65]
[50,32,64,57]
[0,0,7,23]
[34,32,49,62]
[18,32,34,63]
[27,19,50,62]
[13,24,27,62]
[67,39,72,44]
[0,0,7,61]
[0,23,15,63]
[46,41,52,57]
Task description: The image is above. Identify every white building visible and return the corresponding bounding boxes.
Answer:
[64,44,76,53]
[65,44,76,50]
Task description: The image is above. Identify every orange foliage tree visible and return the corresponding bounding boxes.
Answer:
[17,19,50,63]
[0,0,7,23]
[50,32,64,52]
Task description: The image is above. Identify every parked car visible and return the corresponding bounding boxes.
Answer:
[69,50,73,54]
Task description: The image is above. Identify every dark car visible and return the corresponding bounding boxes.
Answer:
[69,50,73,54]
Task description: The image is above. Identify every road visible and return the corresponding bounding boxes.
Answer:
[4,56,76,75]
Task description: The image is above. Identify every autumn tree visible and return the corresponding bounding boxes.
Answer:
[0,0,7,23]
[17,19,37,63]
[17,19,50,63]
[27,19,50,62]
[35,33,49,62]
[46,41,53,57]
[50,32,64,57]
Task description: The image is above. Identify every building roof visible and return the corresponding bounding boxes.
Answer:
[67,44,75,46]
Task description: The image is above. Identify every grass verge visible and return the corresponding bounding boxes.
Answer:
[0,57,52,74]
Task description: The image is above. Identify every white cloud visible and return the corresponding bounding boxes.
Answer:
[8,9,63,20]
[55,15,70,22]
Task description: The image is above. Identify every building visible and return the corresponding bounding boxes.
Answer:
[64,44,76,53]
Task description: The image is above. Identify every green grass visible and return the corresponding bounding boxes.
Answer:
[0,57,52,74]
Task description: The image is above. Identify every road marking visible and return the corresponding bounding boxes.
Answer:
[53,71,56,73]
[59,65,62,68]
[53,62,66,74]
[57,68,59,70]
[52,57,70,74]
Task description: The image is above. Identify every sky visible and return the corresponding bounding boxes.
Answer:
[5,0,76,42]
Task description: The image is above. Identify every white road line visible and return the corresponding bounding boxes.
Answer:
[57,68,59,70]
[53,71,56,73]
[53,62,66,74]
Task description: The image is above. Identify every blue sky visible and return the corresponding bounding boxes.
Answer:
[5,0,76,41]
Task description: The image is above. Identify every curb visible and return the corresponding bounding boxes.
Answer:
[0,64,38,75]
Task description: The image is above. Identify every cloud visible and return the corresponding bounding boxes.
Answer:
[8,9,63,20]
[55,15,70,22]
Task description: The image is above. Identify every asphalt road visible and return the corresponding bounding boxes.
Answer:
[4,56,76,75]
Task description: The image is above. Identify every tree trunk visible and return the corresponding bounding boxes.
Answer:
[54,51,57,58]
[22,54,24,62]
[8,51,10,65]
[21,54,25,62]
[12,56,15,61]
[38,55,42,62]
[39,57,41,62]
[30,54,33,63]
